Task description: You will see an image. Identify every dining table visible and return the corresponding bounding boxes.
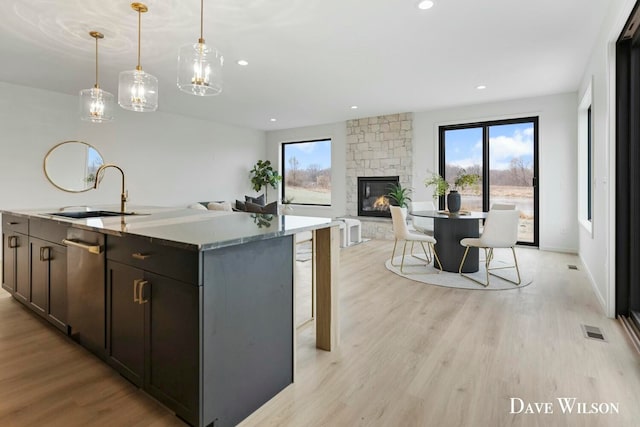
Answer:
[410,210,488,273]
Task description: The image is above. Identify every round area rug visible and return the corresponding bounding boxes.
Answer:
[385,255,533,290]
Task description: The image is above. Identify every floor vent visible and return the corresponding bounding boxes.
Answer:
[568,264,578,270]
[582,324,606,342]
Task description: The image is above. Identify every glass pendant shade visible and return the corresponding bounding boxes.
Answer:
[118,69,158,112]
[177,42,223,96]
[118,3,158,112]
[80,87,114,122]
[80,31,113,123]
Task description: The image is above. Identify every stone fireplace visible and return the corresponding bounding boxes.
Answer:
[357,176,399,218]
[346,113,413,239]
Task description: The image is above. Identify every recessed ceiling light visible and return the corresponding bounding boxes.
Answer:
[237,59,249,66]
[476,85,487,90]
[270,118,277,122]
[351,105,358,109]
[418,1,435,10]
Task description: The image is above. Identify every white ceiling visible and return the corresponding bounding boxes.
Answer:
[0,0,612,131]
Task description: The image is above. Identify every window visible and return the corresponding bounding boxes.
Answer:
[578,81,593,233]
[439,117,539,246]
[281,139,331,206]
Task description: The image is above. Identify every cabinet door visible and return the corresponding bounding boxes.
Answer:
[30,238,49,315]
[2,232,16,293]
[30,239,68,332]
[107,261,145,387]
[48,243,67,331]
[145,272,199,426]
[15,234,30,304]
[5,233,30,303]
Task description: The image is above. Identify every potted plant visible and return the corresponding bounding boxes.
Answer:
[386,183,412,208]
[424,170,479,213]
[250,160,282,202]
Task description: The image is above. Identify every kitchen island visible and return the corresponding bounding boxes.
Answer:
[1,207,340,427]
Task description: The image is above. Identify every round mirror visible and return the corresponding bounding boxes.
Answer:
[44,141,104,193]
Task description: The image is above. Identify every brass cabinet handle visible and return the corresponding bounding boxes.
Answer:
[133,279,142,303]
[132,252,151,260]
[39,246,52,262]
[8,236,19,249]
[138,280,149,304]
[133,279,149,304]
[62,239,102,254]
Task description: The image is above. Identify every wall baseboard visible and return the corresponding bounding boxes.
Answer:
[579,252,608,317]
[538,245,578,254]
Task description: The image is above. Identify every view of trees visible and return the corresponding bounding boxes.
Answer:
[444,157,534,188]
[285,156,331,190]
[282,139,332,205]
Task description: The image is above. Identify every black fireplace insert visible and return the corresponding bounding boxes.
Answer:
[357,176,400,218]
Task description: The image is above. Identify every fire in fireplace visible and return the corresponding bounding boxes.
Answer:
[358,176,400,218]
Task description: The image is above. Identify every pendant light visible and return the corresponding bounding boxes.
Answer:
[177,0,223,96]
[79,32,114,123]
[118,2,158,112]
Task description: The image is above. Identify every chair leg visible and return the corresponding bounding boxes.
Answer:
[459,246,490,287]
[409,241,431,263]
[512,247,522,285]
[431,243,443,271]
[487,247,522,286]
[400,241,409,273]
[391,239,400,266]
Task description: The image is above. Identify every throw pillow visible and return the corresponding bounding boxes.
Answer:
[187,203,208,210]
[207,201,232,212]
[245,194,265,206]
[245,201,278,214]
[245,201,264,213]
[235,200,246,211]
[262,201,278,215]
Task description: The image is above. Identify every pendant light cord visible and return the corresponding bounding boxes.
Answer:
[199,0,205,44]
[95,36,99,88]
[136,8,142,70]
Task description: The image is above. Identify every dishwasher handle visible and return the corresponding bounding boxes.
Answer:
[62,239,103,255]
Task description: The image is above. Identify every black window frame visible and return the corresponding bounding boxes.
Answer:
[281,138,332,207]
[438,116,539,247]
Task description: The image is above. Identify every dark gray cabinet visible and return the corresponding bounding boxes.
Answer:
[2,215,68,332]
[2,214,30,303]
[106,237,200,426]
[30,237,67,332]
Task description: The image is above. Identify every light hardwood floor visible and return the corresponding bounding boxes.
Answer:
[1,239,639,427]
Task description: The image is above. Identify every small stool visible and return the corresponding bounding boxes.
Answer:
[333,221,346,247]
[337,218,362,246]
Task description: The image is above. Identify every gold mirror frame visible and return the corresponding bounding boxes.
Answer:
[43,141,105,193]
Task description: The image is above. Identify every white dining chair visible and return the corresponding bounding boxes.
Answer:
[458,209,521,287]
[390,206,442,273]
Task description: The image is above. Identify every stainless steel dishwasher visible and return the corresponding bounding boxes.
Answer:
[64,228,106,357]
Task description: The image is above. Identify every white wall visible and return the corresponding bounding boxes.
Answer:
[413,93,579,253]
[0,81,265,212]
[265,93,579,254]
[265,122,346,218]
[0,81,265,262]
[577,0,636,317]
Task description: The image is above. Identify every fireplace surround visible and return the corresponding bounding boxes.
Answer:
[357,176,399,218]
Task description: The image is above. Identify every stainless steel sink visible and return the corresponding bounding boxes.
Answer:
[48,210,140,219]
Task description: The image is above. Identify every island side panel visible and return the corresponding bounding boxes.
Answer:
[202,235,294,427]
[314,225,340,351]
